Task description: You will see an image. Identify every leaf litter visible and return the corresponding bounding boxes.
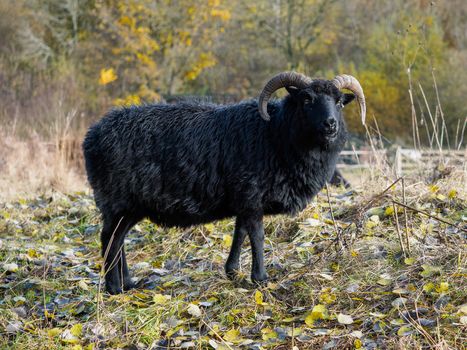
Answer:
[0,173,466,349]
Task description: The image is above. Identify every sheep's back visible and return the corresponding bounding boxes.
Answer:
[83,102,265,225]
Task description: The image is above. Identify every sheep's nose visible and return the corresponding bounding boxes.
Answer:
[323,118,337,130]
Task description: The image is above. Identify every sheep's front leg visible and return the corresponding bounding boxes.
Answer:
[246,215,268,283]
[225,217,248,278]
[225,214,268,282]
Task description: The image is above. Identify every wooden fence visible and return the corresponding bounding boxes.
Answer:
[336,147,466,175]
[394,147,466,176]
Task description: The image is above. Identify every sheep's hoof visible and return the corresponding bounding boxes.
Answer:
[251,272,269,285]
[225,263,240,279]
[123,278,137,291]
[106,283,123,295]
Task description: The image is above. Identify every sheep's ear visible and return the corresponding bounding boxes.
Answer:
[343,93,355,105]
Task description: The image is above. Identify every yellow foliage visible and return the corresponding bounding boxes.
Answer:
[211,9,231,21]
[114,94,141,106]
[185,52,217,81]
[99,68,118,85]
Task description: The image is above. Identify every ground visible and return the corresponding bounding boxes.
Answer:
[0,173,466,349]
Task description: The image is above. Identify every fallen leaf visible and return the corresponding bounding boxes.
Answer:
[223,328,240,343]
[222,234,232,248]
[187,303,202,318]
[305,304,328,326]
[3,263,19,272]
[397,325,413,336]
[153,293,171,305]
[70,323,83,337]
[435,282,449,293]
[337,313,354,325]
[255,290,267,305]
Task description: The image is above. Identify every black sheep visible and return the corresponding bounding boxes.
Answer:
[83,72,366,294]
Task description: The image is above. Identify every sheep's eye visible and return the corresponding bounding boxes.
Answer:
[337,101,344,108]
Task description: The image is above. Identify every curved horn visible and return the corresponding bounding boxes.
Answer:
[332,74,366,125]
[258,71,313,121]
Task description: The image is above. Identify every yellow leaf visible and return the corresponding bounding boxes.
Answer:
[222,234,232,248]
[423,282,435,293]
[305,304,328,326]
[404,257,415,265]
[435,282,449,293]
[354,339,362,349]
[255,290,267,305]
[70,323,82,337]
[99,68,118,85]
[153,293,171,305]
[330,262,339,272]
[47,328,62,337]
[384,206,394,216]
[448,190,457,199]
[27,248,38,258]
[319,288,336,304]
[261,328,278,341]
[205,223,215,233]
[223,328,240,342]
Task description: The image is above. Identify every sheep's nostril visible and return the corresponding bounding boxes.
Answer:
[323,118,337,131]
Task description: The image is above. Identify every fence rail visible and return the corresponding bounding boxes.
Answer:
[337,147,466,175]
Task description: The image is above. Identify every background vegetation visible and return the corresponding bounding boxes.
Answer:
[0,0,466,142]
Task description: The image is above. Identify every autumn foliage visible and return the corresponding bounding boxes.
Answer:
[0,0,465,142]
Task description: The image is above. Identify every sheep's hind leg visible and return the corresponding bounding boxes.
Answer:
[225,216,248,279]
[120,247,137,290]
[101,215,135,294]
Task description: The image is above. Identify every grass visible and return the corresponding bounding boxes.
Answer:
[0,166,466,349]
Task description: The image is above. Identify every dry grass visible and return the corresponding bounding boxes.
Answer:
[0,132,86,201]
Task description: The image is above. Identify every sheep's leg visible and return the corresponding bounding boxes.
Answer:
[245,214,268,283]
[101,215,134,294]
[120,247,136,290]
[225,217,248,278]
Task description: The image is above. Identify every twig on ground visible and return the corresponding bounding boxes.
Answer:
[392,200,467,233]
[200,318,234,350]
[325,183,344,251]
[402,178,411,254]
[393,203,407,258]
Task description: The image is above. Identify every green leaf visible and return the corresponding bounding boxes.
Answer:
[397,325,413,336]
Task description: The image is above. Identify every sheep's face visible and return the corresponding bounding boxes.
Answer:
[287,81,355,146]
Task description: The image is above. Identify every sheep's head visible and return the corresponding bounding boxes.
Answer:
[258,72,366,144]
